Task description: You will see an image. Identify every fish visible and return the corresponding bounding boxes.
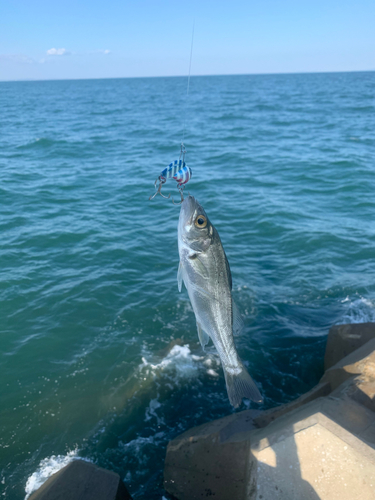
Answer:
[177,195,263,407]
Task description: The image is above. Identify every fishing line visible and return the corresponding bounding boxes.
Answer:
[182,19,195,147]
[149,21,195,203]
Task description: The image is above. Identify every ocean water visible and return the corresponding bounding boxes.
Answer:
[0,72,375,499]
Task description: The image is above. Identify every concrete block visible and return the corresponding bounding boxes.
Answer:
[254,381,331,428]
[320,337,375,391]
[249,397,375,500]
[252,419,375,500]
[28,460,132,500]
[164,410,260,500]
[164,328,375,500]
[325,322,375,370]
[351,380,375,412]
[165,397,375,500]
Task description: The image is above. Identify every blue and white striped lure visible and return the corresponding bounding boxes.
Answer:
[149,159,192,201]
[162,160,192,187]
[160,159,184,181]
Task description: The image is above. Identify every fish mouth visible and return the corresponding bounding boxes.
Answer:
[180,195,199,226]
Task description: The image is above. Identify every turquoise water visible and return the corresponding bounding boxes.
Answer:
[1,72,375,499]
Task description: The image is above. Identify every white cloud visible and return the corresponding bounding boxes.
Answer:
[0,54,35,64]
[46,48,68,56]
[45,48,109,57]
[89,49,111,55]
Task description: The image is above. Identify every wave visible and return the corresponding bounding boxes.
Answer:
[339,296,375,324]
[17,137,61,149]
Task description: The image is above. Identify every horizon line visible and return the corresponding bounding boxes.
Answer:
[0,69,374,84]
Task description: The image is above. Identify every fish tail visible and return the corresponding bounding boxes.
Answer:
[223,364,263,407]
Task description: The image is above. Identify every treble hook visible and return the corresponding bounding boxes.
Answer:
[149,176,170,201]
[172,185,185,205]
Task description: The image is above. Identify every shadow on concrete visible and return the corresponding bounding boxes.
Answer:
[254,426,321,500]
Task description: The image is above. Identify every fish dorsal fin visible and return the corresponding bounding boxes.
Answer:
[232,297,245,336]
[177,262,184,292]
[196,322,210,350]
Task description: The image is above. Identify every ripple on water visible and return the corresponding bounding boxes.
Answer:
[0,72,374,500]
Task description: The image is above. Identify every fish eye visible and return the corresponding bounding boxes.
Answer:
[194,215,207,228]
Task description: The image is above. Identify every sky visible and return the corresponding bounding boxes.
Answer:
[1,0,374,81]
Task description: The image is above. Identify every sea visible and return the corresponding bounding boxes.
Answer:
[0,72,374,499]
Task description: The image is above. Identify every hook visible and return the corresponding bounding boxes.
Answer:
[149,176,170,201]
[172,185,185,205]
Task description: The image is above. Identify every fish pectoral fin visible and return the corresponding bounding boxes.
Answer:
[177,262,184,292]
[195,258,209,278]
[188,252,209,278]
[189,282,218,302]
[196,322,210,350]
[232,297,245,336]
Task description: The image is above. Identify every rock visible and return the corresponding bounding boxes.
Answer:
[324,322,375,370]
[28,460,132,500]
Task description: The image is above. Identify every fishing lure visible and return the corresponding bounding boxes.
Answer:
[171,160,192,205]
[150,25,195,205]
[173,161,192,188]
[149,145,192,203]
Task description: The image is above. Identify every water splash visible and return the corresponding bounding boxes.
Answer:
[340,296,375,324]
[141,344,200,378]
[24,449,90,499]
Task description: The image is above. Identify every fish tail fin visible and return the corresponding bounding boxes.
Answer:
[223,364,263,408]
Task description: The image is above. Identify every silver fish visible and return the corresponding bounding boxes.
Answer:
[177,195,263,407]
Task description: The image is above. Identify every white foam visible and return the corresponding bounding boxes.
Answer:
[118,433,166,471]
[24,449,89,499]
[144,398,164,426]
[141,344,199,378]
[340,296,375,324]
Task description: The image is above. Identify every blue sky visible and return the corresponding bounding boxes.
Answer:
[1,0,374,81]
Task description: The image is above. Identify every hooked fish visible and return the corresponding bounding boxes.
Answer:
[177,195,263,407]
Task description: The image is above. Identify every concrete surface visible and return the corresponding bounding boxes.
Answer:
[253,381,331,428]
[321,337,375,391]
[250,397,375,500]
[28,460,132,500]
[324,322,375,370]
[164,323,375,500]
[164,410,260,500]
